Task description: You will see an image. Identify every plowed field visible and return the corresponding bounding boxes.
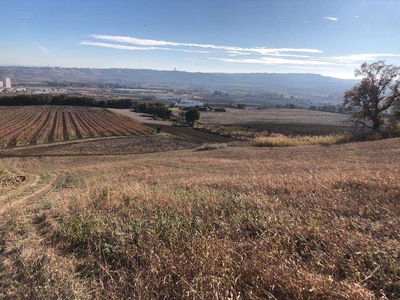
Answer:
[0,106,154,147]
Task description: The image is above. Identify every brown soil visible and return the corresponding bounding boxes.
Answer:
[111,109,238,143]
[0,135,199,157]
[144,123,236,144]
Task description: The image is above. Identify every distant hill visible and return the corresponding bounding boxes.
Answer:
[0,66,358,100]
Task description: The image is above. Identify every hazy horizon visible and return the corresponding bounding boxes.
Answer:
[0,64,360,81]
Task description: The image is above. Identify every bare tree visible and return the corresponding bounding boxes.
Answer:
[343,61,400,131]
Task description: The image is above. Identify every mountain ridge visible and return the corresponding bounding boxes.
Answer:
[0,66,358,100]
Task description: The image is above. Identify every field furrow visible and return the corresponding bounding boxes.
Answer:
[67,111,83,139]
[48,110,58,142]
[14,111,46,145]
[79,111,108,137]
[87,111,128,136]
[74,112,96,138]
[0,108,34,140]
[0,106,153,148]
[30,111,52,144]
[38,111,56,144]
[62,112,69,140]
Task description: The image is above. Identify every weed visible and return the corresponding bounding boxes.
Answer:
[195,143,228,151]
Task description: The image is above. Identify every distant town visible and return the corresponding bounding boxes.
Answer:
[0,77,11,89]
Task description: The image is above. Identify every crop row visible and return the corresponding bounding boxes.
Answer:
[0,106,154,148]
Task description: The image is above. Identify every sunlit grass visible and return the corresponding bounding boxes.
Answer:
[1,139,399,299]
[252,133,350,147]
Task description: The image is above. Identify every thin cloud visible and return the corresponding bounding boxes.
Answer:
[286,66,340,71]
[207,57,337,66]
[267,53,311,58]
[227,50,252,56]
[80,41,209,53]
[329,53,400,62]
[324,17,338,21]
[86,34,323,54]
[80,41,171,51]
[80,34,400,70]
[37,43,50,55]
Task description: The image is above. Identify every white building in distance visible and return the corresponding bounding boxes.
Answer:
[0,81,3,88]
[3,78,11,88]
[178,98,204,108]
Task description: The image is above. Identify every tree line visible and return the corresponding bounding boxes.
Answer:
[133,102,172,119]
[0,94,134,109]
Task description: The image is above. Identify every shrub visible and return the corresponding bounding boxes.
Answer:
[185,108,200,125]
[134,102,171,119]
[195,143,227,151]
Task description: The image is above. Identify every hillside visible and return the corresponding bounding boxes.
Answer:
[0,66,358,100]
[0,137,399,299]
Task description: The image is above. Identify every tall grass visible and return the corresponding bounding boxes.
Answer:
[252,133,349,147]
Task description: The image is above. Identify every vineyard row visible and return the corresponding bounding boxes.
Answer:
[0,106,154,148]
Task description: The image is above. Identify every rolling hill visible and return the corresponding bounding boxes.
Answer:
[0,66,358,100]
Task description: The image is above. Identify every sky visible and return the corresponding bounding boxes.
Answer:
[1,0,400,79]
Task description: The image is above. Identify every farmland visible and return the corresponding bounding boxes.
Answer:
[199,108,351,126]
[197,108,354,136]
[0,106,154,148]
[0,107,399,299]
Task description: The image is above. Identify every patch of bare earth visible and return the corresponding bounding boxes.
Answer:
[199,108,353,126]
[0,135,198,157]
[197,108,356,135]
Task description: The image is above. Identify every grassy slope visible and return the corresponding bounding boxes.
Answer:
[0,139,399,299]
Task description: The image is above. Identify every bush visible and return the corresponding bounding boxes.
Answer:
[195,143,227,151]
[105,99,133,109]
[134,102,172,119]
[185,108,200,125]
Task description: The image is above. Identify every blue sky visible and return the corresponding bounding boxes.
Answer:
[1,0,400,79]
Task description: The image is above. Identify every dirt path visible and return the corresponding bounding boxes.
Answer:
[0,159,57,214]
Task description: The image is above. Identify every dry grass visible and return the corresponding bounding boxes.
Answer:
[0,138,399,299]
[195,143,228,151]
[194,123,260,139]
[252,133,350,147]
